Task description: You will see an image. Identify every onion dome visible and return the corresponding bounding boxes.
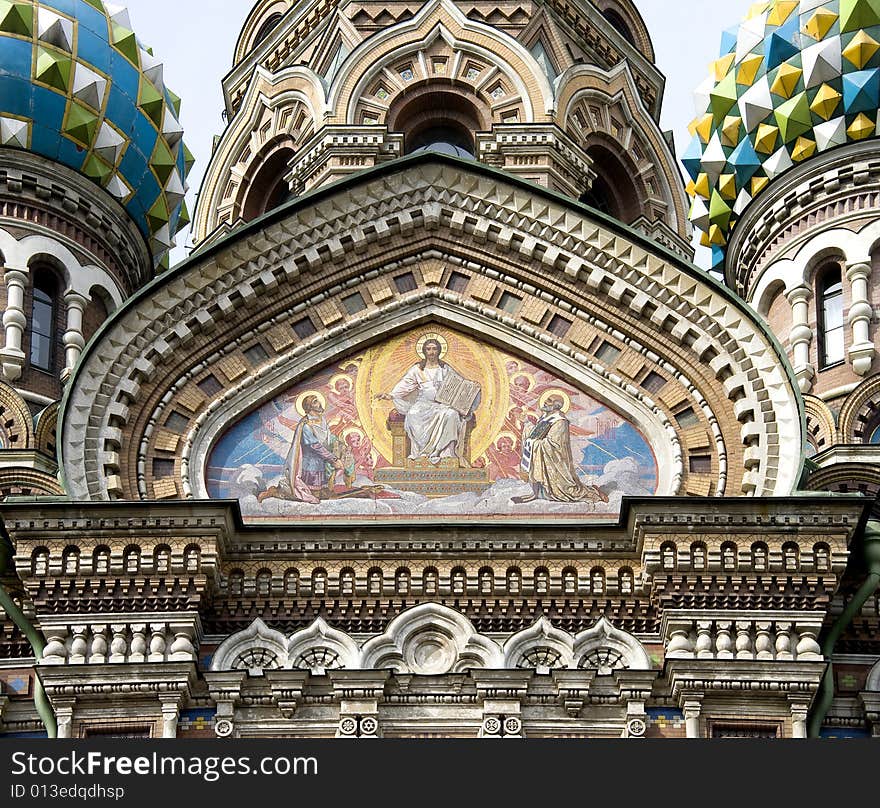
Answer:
[686,0,880,270]
[0,0,192,267]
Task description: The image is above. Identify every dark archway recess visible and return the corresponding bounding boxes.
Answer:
[388,87,489,158]
[242,148,295,222]
[580,144,641,224]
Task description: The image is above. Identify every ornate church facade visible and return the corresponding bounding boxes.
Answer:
[0,0,878,739]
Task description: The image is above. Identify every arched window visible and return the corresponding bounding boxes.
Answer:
[256,569,272,596]
[30,270,58,372]
[395,567,411,595]
[602,9,636,46]
[751,542,768,572]
[783,543,800,572]
[311,568,327,596]
[590,567,606,595]
[253,13,283,48]
[183,545,201,573]
[154,545,171,574]
[562,567,578,595]
[32,547,49,576]
[660,542,676,570]
[814,543,831,572]
[62,546,80,575]
[423,567,438,595]
[283,568,299,596]
[817,266,845,367]
[507,567,522,595]
[451,567,467,595]
[479,567,495,595]
[534,567,550,595]
[691,542,707,571]
[618,567,634,595]
[339,568,355,596]
[229,569,244,596]
[123,545,140,574]
[367,567,383,595]
[722,542,738,572]
[93,546,110,575]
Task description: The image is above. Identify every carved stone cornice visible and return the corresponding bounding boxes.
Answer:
[666,660,826,700]
[37,662,198,701]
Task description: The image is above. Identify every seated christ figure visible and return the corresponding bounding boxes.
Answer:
[377,337,479,466]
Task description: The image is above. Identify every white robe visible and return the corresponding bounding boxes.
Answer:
[391,364,465,463]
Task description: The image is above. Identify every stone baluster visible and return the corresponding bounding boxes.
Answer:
[169,631,195,661]
[1,267,28,380]
[149,624,167,662]
[787,285,815,393]
[89,625,108,663]
[666,625,694,658]
[735,622,754,659]
[846,262,875,375]
[775,622,793,660]
[69,626,89,664]
[62,290,88,381]
[715,621,733,659]
[129,624,147,663]
[109,624,128,663]
[755,622,774,660]
[695,621,713,659]
[42,632,68,665]
[795,627,822,661]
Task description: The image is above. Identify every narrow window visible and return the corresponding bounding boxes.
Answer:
[30,272,57,371]
[818,267,845,367]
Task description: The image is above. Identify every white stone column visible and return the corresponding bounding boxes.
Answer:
[159,694,182,739]
[54,698,75,739]
[62,290,88,381]
[789,697,810,739]
[846,262,875,376]
[787,285,815,393]
[1,267,28,381]
[682,696,703,739]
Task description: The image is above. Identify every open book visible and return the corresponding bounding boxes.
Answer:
[436,369,481,416]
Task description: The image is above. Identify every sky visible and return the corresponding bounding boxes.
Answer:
[121,0,756,268]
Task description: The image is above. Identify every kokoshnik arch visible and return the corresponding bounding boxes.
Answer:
[0,0,878,739]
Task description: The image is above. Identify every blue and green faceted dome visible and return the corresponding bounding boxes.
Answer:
[0,0,193,267]
[686,0,880,270]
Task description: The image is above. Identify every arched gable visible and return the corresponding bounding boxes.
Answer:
[60,155,803,508]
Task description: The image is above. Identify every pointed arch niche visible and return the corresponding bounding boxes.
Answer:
[192,313,673,522]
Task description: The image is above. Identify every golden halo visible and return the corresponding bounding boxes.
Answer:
[415,332,449,360]
[341,426,365,441]
[329,373,354,390]
[295,390,327,417]
[539,389,572,414]
[510,371,537,392]
[495,430,518,446]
